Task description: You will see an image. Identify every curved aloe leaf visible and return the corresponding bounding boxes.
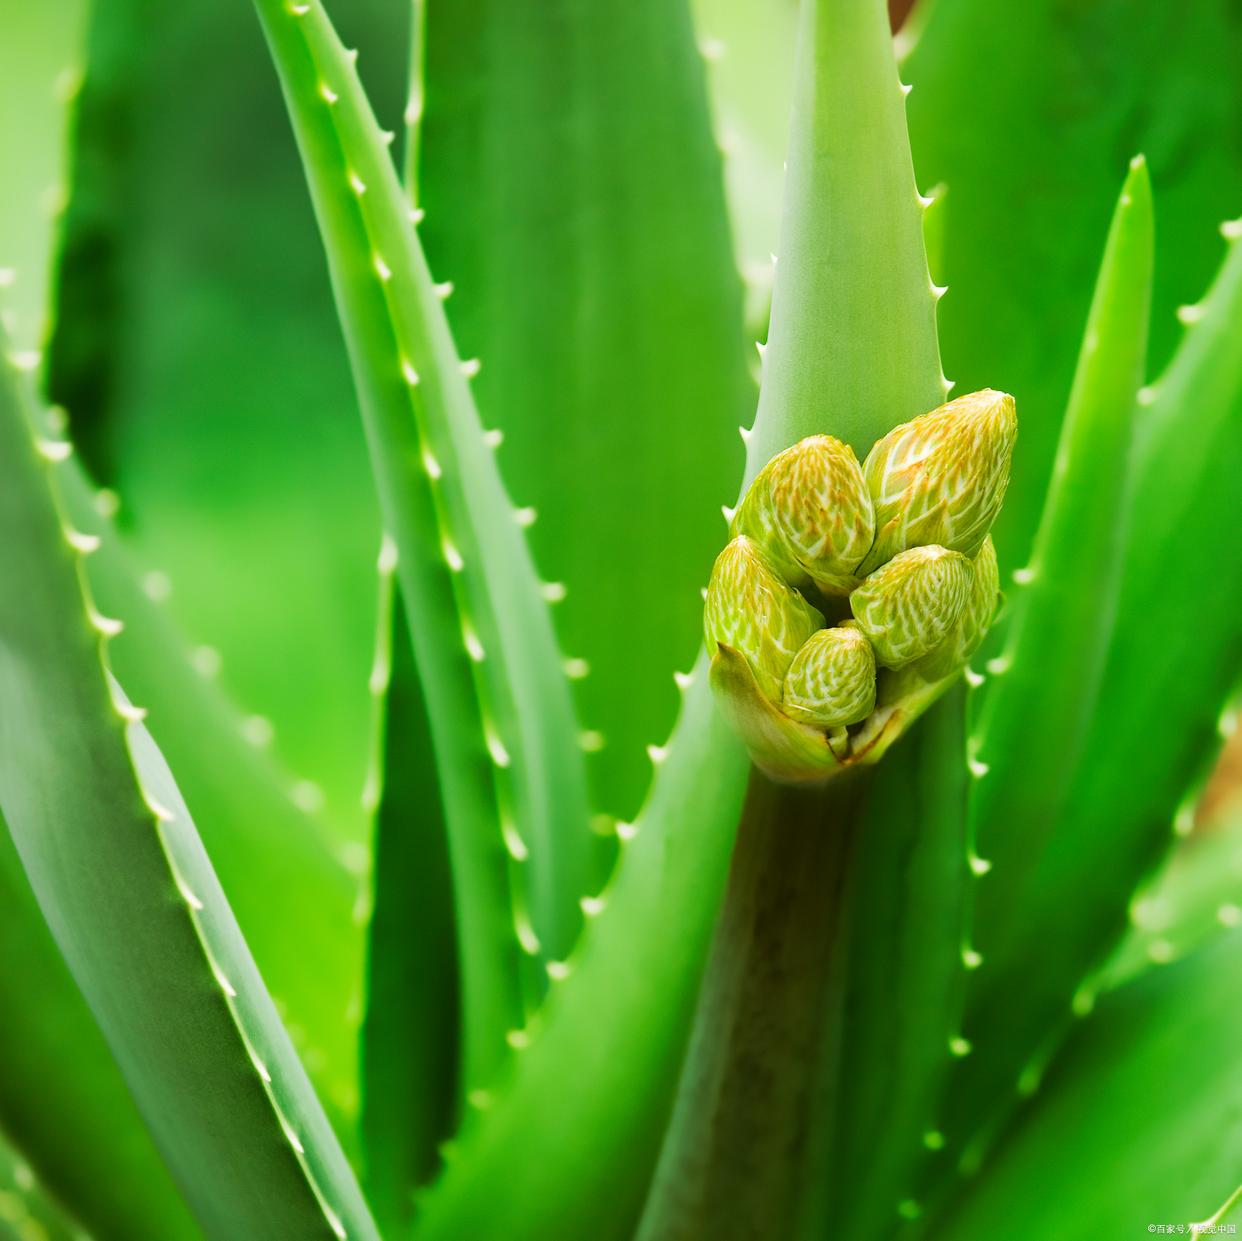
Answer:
[905,0,1242,571]
[909,157,1155,1222]
[55,457,367,1144]
[0,351,377,1240]
[921,212,1242,1221]
[934,931,1242,1239]
[971,163,1153,984]
[0,813,200,1240]
[418,0,752,824]
[412,669,748,1241]
[49,0,409,836]
[253,0,596,1088]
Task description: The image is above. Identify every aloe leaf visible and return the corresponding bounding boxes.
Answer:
[49,0,409,838]
[970,162,1153,971]
[359,580,458,1235]
[418,0,753,824]
[253,6,602,1084]
[933,931,1242,1239]
[910,157,1154,1219]
[52,457,367,1143]
[411,671,748,1241]
[922,212,1242,1218]
[0,352,378,1241]
[904,0,1242,571]
[0,812,200,1240]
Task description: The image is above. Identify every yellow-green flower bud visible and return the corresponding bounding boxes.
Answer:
[916,535,1000,681]
[850,545,971,669]
[857,389,1017,575]
[782,625,876,729]
[704,536,824,701]
[732,435,875,596]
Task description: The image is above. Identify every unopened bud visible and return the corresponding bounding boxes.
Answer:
[858,389,1016,575]
[850,545,971,669]
[782,624,876,728]
[732,435,875,596]
[704,536,824,701]
[916,535,1000,681]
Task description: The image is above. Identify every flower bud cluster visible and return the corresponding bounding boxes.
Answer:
[704,390,1015,782]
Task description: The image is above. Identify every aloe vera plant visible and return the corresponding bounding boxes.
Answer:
[1,0,1240,1238]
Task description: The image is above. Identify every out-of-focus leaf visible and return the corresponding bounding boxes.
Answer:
[933,931,1242,1241]
[905,0,1242,571]
[0,1133,88,1241]
[689,0,798,325]
[0,0,88,352]
[419,0,753,824]
[49,0,409,837]
[1104,807,1242,988]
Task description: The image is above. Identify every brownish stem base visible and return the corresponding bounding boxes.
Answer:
[636,768,871,1241]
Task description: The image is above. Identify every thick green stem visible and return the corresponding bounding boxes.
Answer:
[636,770,870,1241]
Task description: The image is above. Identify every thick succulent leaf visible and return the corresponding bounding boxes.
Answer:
[359,585,459,1235]
[0,811,200,1240]
[904,0,1242,571]
[411,668,748,1241]
[921,213,1242,1221]
[48,0,409,838]
[253,0,596,1087]
[932,931,1242,1240]
[912,159,1155,1220]
[419,0,752,823]
[55,457,367,1143]
[0,355,378,1240]
[971,161,1153,855]
[0,0,87,353]
[966,164,1154,1021]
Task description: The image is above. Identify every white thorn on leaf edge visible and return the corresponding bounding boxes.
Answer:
[65,529,101,554]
